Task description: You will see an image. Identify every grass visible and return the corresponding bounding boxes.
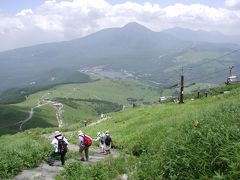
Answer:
[0,104,57,136]
[0,105,29,135]
[0,71,92,104]
[0,80,161,134]
[22,79,160,105]
[0,131,51,179]
[0,79,160,135]
[1,83,240,179]
[22,105,58,130]
[57,84,240,179]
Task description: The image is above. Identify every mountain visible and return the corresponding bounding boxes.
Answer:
[0,22,239,91]
[163,27,240,44]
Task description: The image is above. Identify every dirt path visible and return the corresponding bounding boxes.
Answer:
[14,144,119,180]
[17,97,64,130]
[50,103,63,128]
[88,116,111,127]
[19,108,34,130]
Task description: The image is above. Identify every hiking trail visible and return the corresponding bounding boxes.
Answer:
[16,95,64,131]
[15,136,119,180]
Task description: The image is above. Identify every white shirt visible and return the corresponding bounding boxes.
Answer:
[51,135,69,152]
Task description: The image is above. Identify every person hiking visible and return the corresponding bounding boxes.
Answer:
[78,130,92,161]
[49,131,69,166]
[83,120,88,127]
[103,131,112,155]
[94,132,105,153]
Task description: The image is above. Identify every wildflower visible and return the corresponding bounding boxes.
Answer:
[192,120,200,127]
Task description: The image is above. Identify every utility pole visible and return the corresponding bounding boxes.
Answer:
[197,89,200,99]
[179,67,184,104]
[229,66,234,76]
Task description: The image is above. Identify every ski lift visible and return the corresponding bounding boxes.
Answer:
[226,75,240,84]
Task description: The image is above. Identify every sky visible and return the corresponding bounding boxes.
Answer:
[0,0,240,51]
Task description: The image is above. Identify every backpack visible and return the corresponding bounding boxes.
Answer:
[105,135,112,146]
[83,135,92,147]
[57,137,68,153]
[100,136,104,144]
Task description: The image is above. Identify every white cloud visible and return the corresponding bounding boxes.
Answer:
[225,0,240,8]
[0,0,240,51]
[16,9,33,17]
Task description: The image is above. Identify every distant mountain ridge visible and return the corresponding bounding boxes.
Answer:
[0,22,239,91]
[163,27,240,44]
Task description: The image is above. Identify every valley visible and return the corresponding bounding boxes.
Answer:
[0,23,239,92]
[0,79,161,135]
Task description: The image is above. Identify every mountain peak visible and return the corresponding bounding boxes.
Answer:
[123,22,144,28]
[122,22,153,32]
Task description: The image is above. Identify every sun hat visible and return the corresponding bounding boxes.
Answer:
[54,131,61,137]
[78,130,84,136]
[105,130,109,135]
[97,132,101,136]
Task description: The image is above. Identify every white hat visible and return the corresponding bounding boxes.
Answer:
[105,130,109,135]
[54,131,61,137]
[97,132,101,136]
[78,130,84,136]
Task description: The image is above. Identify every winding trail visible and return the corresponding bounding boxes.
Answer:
[88,116,111,127]
[19,108,34,131]
[17,95,64,130]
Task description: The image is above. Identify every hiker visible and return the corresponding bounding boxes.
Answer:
[78,130,93,161]
[83,120,88,127]
[94,132,105,153]
[49,131,69,166]
[103,131,112,155]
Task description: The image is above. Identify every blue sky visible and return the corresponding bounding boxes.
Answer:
[0,0,45,13]
[0,0,225,14]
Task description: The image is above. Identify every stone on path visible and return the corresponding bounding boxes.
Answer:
[15,162,63,180]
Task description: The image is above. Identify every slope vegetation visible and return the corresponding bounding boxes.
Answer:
[1,84,240,179]
[57,84,240,179]
[0,79,160,135]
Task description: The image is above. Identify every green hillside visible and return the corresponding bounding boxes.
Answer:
[0,105,28,135]
[58,84,240,179]
[22,79,160,104]
[0,104,57,135]
[0,70,93,104]
[1,84,240,179]
[0,80,160,135]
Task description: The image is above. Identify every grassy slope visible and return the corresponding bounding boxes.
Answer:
[58,85,240,179]
[0,131,52,179]
[0,104,57,136]
[0,105,29,135]
[18,79,160,125]
[0,80,160,135]
[162,83,217,96]
[164,51,224,74]
[23,79,160,104]
[1,85,240,179]
[22,105,58,130]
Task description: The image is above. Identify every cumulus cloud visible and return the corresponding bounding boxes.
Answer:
[16,9,33,16]
[0,0,240,51]
[225,0,240,8]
